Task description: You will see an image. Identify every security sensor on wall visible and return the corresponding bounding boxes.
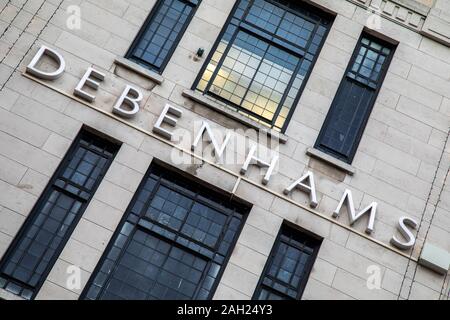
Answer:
[193,48,205,61]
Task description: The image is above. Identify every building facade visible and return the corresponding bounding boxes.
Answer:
[0,0,449,300]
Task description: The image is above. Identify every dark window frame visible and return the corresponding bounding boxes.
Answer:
[125,0,202,74]
[80,161,251,300]
[314,31,397,164]
[0,128,120,300]
[253,223,322,300]
[192,0,335,133]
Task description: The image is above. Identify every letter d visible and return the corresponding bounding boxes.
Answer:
[26,45,66,80]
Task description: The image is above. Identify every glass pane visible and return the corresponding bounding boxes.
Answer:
[195,0,331,131]
[129,0,199,71]
[317,35,394,162]
[254,226,319,300]
[97,230,207,300]
[0,132,118,299]
[347,37,391,87]
[83,165,248,300]
[206,31,300,128]
[1,193,82,288]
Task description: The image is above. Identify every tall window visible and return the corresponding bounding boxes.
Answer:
[253,224,321,300]
[126,0,201,73]
[315,33,396,163]
[0,129,119,300]
[194,0,333,132]
[81,163,249,300]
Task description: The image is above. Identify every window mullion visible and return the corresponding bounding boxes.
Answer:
[195,0,332,131]
[238,41,271,110]
[0,130,119,300]
[204,29,242,95]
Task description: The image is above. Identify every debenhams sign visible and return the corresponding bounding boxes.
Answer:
[26,45,419,252]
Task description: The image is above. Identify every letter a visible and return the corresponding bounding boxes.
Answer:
[284,171,318,208]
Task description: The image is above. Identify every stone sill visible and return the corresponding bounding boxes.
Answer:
[306,147,356,175]
[347,0,430,16]
[418,243,450,275]
[421,11,450,47]
[182,89,289,144]
[0,288,26,300]
[114,57,164,85]
[391,0,431,15]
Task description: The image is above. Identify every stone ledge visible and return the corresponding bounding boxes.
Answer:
[419,243,450,275]
[348,0,450,47]
[114,57,164,85]
[391,0,432,16]
[306,147,356,175]
[348,0,428,32]
[350,0,431,16]
[182,89,289,144]
[421,9,450,47]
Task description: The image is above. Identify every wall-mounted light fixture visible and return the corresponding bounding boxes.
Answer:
[196,48,205,58]
[193,48,205,62]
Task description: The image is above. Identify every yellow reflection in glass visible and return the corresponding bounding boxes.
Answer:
[196,37,302,131]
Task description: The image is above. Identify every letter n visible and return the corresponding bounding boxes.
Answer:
[191,121,231,163]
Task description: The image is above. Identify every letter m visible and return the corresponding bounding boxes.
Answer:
[332,189,377,234]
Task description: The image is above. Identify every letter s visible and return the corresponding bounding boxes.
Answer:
[390,216,418,250]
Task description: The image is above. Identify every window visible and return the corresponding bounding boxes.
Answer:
[194,0,333,132]
[81,163,249,300]
[126,0,201,73]
[253,224,321,300]
[0,129,119,300]
[315,33,396,163]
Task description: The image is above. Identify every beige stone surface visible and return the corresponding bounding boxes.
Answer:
[0,0,448,301]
